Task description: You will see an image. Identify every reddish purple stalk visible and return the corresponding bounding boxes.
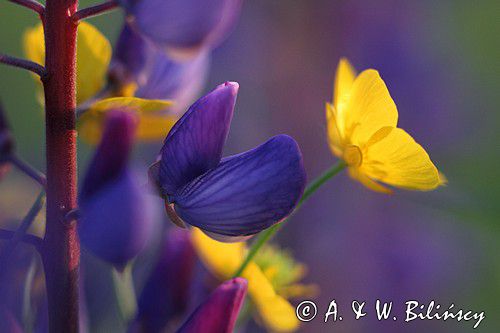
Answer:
[40,0,80,331]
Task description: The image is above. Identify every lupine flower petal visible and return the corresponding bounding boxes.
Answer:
[24,21,111,105]
[177,278,247,333]
[135,229,196,332]
[360,127,441,190]
[121,0,242,57]
[172,135,306,239]
[111,25,210,114]
[80,110,136,201]
[79,171,153,268]
[79,97,173,144]
[159,82,238,195]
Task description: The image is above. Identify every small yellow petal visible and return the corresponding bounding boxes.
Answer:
[332,58,356,138]
[347,167,393,194]
[23,22,111,105]
[243,264,299,333]
[360,127,441,191]
[76,22,112,104]
[79,97,174,144]
[343,69,398,145]
[325,103,343,158]
[190,228,245,279]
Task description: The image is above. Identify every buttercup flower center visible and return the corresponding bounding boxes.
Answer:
[343,144,362,167]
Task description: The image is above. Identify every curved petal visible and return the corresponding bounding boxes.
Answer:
[360,127,441,191]
[332,57,356,135]
[177,278,247,333]
[343,69,398,145]
[159,82,238,195]
[123,0,242,58]
[173,135,306,239]
[325,102,343,158]
[23,22,111,105]
[79,171,154,268]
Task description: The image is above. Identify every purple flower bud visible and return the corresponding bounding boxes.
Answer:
[119,0,242,57]
[80,110,136,202]
[79,111,154,268]
[135,229,196,332]
[177,278,247,333]
[151,82,306,241]
[110,24,209,114]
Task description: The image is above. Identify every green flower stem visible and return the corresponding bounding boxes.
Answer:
[233,160,346,277]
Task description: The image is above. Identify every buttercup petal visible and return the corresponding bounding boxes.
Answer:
[172,135,306,239]
[24,21,111,105]
[177,278,247,333]
[325,102,343,158]
[360,127,441,190]
[332,57,356,129]
[159,82,238,195]
[342,69,398,145]
[79,97,173,144]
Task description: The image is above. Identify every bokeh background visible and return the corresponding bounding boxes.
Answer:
[1,0,499,332]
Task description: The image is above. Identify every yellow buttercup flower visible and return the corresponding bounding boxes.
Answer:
[191,229,316,332]
[23,22,177,143]
[326,58,445,193]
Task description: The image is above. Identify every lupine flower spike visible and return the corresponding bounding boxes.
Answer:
[149,82,307,242]
[326,58,445,193]
[177,278,248,333]
[79,110,154,268]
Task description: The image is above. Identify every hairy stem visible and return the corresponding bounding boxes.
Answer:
[233,161,346,277]
[41,0,80,331]
[72,0,118,21]
[0,53,46,78]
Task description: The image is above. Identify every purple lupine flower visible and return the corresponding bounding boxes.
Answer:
[149,82,306,242]
[0,101,13,179]
[119,0,242,58]
[110,24,210,114]
[134,229,196,332]
[79,110,154,268]
[177,278,247,333]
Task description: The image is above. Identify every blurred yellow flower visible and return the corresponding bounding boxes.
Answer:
[23,22,177,143]
[192,229,315,332]
[24,21,111,105]
[326,58,446,193]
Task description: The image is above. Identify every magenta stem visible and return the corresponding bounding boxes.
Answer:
[7,0,45,16]
[0,53,46,78]
[72,0,118,21]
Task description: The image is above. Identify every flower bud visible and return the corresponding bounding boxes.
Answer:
[177,278,248,333]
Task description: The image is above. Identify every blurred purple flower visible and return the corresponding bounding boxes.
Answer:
[118,0,242,58]
[177,277,247,333]
[134,229,196,332]
[79,110,154,268]
[110,24,210,114]
[150,82,306,242]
